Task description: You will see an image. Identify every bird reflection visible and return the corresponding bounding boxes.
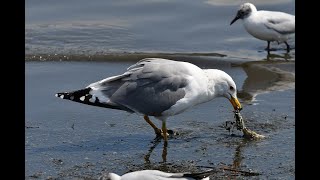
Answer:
[218,139,261,178]
[144,136,168,164]
[231,139,247,171]
[237,56,295,104]
[143,136,261,178]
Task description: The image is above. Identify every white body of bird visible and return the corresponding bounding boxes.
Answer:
[243,9,295,42]
[230,3,295,52]
[101,170,212,180]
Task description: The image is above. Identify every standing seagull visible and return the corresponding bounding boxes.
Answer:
[56,58,242,145]
[101,169,216,180]
[230,2,295,52]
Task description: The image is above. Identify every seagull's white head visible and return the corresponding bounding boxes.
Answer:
[230,3,257,25]
[204,69,242,111]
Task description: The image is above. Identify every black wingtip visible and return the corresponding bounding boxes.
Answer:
[55,88,91,100]
[183,169,217,179]
[55,91,74,100]
[55,92,67,99]
[55,88,135,112]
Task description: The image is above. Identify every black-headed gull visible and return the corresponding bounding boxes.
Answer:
[101,169,216,180]
[56,58,242,144]
[230,2,295,52]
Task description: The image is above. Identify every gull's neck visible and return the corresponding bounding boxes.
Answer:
[250,5,257,13]
[203,69,227,99]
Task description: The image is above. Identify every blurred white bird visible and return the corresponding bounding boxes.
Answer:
[230,2,295,52]
[100,169,216,180]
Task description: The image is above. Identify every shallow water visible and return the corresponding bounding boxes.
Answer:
[26,0,295,60]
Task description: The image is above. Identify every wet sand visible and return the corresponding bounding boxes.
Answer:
[25,56,294,179]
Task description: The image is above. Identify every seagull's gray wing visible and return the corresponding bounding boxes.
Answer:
[90,58,189,116]
[263,12,295,34]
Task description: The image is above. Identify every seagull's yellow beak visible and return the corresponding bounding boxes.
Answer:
[229,96,242,110]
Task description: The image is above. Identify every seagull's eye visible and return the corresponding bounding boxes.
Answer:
[230,86,234,91]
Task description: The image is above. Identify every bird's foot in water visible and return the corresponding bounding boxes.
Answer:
[155,128,179,138]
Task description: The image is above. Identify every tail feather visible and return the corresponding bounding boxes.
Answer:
[55,88,134,112]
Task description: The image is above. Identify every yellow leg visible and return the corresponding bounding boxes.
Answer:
[162,121,168,146]
[143,115,161,135]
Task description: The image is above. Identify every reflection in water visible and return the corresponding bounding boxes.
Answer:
[142,136,261,178]
[237,57,295,104]
[265,52,293,61]
[219,139,261,178]
[144,136,167,164]
[230,139,247,176]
